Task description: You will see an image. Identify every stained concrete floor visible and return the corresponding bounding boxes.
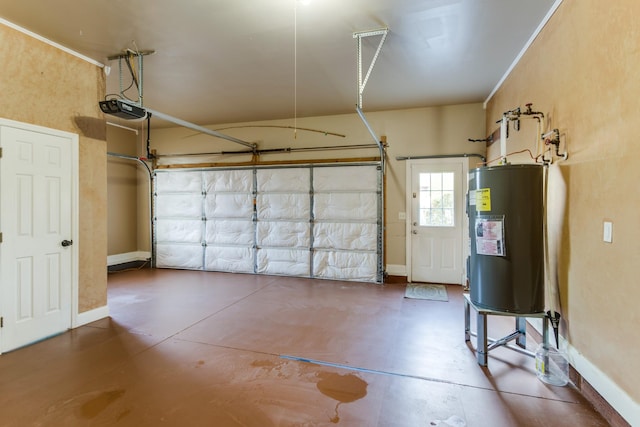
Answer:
[0,269,608,426]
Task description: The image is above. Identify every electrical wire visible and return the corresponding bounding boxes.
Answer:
[125,51,139,89]
[118,44,143,103]
[107,260,150,274]
[117,69,137,103]
[480,148,541,167]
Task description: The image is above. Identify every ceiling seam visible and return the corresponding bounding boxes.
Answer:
[483,0,564,109]
[0,18,105,68]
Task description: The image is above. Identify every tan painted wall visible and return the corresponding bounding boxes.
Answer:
[107,126,139,255]
[151,103,486,267]
[0,24,107,313]
[485,0,640,408]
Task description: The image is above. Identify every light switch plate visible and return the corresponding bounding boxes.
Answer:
[603,221,613,243]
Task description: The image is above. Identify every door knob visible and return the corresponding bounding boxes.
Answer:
[412,230,418,234]
[61,239,73,247]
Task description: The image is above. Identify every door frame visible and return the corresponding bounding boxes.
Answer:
[0,118,79,351]
[405,157,469,284]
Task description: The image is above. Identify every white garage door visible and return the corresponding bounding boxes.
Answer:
[154,163,382,283]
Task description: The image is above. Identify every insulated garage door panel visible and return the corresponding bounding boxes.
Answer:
[204,169,252,192]
[313,250,377,282]
[314,193,378,221]
[257,168,309,192]
[257,221,310,248]
[155,171,202,192]
[205,246,253,273]
[313,222,377,251]
[156,219,203,244]
[156,243,203,270]
[203,169,254,273]
[155,169,205,270]
[313,166,377,191]
[257,248,310,276]
[155,194,203,218]
[205,219,254,246]
[255,168,311,277]
[311,166,380,281]
[256,193,310,220]
[205,193,253,218]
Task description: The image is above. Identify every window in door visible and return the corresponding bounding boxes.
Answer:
[419,172,455,227]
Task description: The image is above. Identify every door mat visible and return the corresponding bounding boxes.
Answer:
[404,284,448,301]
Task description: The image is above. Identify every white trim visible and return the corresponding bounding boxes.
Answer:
[483,0,564,109]
[568,346,639,426]
[73,305,110,328]
[107,122,140,134]
[71,130,80,336]
[107,251,151,266]
[528,319,639,426]
[385,264,407,277]
[0,18,104,68]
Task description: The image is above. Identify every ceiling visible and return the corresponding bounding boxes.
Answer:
[1,0,557,126]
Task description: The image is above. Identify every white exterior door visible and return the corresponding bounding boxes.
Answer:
[407,159,465,284]
[0,124,74,353]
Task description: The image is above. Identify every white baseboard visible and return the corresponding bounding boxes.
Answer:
[386,264,407,276]
[107,251,151,266]
[73,305,110,328]
[528,319,638,426]
[567,344,639,426]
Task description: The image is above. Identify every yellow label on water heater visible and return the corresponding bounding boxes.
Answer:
[476,188,491,211]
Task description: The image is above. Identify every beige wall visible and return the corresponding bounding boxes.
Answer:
[107,125,140,255]
[485,0,639,419]
[150,103,486,267]
[0,24,107,312]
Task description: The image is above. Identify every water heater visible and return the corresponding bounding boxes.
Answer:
[467,164,544,313]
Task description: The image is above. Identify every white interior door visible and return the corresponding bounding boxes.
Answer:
[0,124,74,353]
[408,159,465,284]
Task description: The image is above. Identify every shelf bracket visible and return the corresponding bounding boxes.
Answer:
[354,28,389,109]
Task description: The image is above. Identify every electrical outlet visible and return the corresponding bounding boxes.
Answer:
[603,221,613,243]
[398,212,406,220]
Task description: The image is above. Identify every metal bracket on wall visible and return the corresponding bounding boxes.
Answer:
[108,49,155,107]
[354,28,389,109]
[353,28,389,279]
[353,27,389,171]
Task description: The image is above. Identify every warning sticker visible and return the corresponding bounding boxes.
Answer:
[475,216,505,256]
[475,188,491,211]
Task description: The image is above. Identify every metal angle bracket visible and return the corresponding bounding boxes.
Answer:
[107,49,156,61]
[107,49,156,107]
[353,27,389,109]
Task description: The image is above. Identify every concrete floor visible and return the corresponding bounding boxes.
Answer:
[0,269,608,426]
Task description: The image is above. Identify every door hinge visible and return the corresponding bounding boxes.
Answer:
[0,147,3,158]
[1,317,3,328]
[0,232,2,243]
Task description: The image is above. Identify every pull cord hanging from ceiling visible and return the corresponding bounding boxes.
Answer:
[294,0,299,138]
